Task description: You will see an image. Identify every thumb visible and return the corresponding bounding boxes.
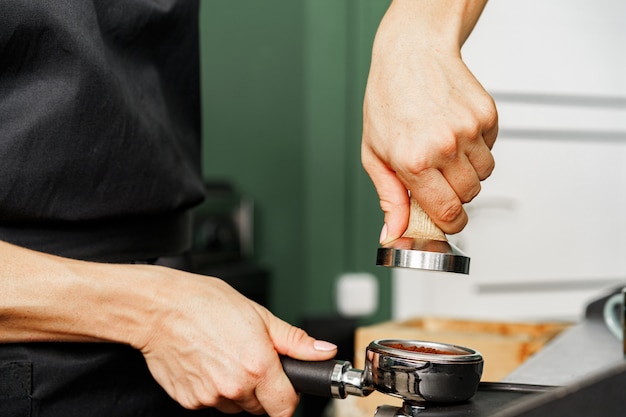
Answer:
[262,308,337,361]
[363,151,410,245]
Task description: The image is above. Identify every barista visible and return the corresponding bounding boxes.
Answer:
[0,0,496,416]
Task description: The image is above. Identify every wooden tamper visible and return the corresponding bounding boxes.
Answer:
[376,197,470,274]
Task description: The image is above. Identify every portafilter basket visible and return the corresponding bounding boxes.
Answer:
[281,339,483,409]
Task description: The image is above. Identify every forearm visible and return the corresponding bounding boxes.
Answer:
[378,0,488,53]
[0,241,159,346]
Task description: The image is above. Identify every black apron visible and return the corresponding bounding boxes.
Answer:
[0,342,215,417]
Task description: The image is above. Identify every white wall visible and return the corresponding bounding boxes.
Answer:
[393,0,626,322]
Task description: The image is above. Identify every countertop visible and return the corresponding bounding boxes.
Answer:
[503,290,624,386]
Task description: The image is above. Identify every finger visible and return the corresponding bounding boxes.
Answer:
[440,154,482,204]
[209,375,262,415]
[214,401,245,415]
[212,356,273,415]
[233,395,267,416]
[481,106,499,150]
[258,306,337,361]
[471,85,499,149]
[466,138,495,181]
[251,310,337,416]
[361,145,410,244]
[254,356,299,417]
[404,168,468,234]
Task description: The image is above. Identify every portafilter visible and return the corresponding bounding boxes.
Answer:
[281,339,483,415]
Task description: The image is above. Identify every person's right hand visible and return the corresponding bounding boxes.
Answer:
[129,265,337,416]
[362,0,498,243]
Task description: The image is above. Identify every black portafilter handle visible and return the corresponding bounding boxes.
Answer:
[279,356,371,399]
[280,357,338,397]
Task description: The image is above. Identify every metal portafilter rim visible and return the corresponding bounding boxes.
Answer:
[368,339,483,364]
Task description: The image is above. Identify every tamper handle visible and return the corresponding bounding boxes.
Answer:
[406,196,446,242]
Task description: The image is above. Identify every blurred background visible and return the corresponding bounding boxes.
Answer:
[197,0,390,333]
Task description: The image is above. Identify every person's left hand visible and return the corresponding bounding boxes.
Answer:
[130,267,337,416]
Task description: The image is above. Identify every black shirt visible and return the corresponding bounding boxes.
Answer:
[0,0,205,261]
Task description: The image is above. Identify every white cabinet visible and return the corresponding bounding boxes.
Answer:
[463,0,626,96]
[393,0,626,321]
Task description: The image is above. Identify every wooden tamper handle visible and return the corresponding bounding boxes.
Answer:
[406,196,446,242]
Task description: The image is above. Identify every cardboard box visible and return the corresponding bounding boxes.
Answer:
[345,317,569,416]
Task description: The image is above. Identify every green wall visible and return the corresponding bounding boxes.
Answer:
[199,0,391,327]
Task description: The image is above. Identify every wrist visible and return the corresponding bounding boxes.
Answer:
[77,262,172,348]
[381,0,487,52]
[3,253,167,347]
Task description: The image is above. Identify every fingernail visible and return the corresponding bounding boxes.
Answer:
[314,340,337,352]
[379,223,388,244]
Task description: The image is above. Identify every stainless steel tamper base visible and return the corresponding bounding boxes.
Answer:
[376,236,470,274]
[375,197,471,274]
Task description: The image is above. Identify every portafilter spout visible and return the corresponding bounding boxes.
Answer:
[281,339,483,410]
[376,197,470,274]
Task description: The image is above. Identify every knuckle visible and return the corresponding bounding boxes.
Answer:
[274,406,298,417]
[462,183,481,204]
[481,158,496,180]
[475,92,498,123]
[436,132,460,160]
[476,153,496,180]
[461,116,483,141]
[196,390,221,408]
[394,145,428,173]
[285,326,310,346]
[178,395,205,410]
[379,196,405,216]
[458,95,499,145]
[476,95,499,142]
[218,380,248,402]
[439,201,464,225]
